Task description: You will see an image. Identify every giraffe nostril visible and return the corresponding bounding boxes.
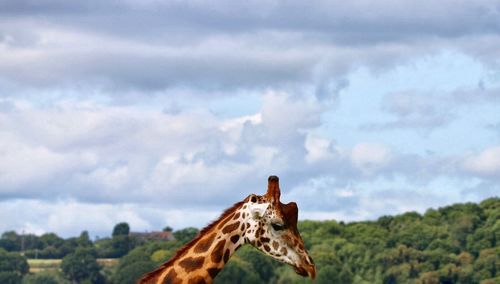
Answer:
[306,256,314,265]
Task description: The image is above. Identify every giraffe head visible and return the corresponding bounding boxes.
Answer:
[242,176,316,279]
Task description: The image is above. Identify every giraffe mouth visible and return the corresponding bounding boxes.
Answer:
[293,263,316,279]
[293,265,308,277]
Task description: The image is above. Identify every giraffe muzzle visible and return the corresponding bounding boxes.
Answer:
[293,263,316,279]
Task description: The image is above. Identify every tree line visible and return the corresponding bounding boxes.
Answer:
[0,197,498,283]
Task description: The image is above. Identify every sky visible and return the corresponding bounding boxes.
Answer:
[1,0,499,238]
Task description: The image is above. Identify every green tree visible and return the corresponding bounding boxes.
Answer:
[316,265,353,284]
[236,246,280,281]
[111,235,130,258]
[114,247,156,284]
[473,247,499,282]
[0,232,21,252]
[77,231,93,248]
[112,223,130,237]
[173,227,199,244]
[215,256,261,284]
[0,249,29,284]
[21,272,59,284]
[151,249,173,264]
[61,248,103,284]
[39,233,64,249]
[417,271,440,284]
[0,272,22,284]
[113,261,156,284]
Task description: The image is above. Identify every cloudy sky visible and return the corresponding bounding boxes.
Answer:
[1,0,500,238]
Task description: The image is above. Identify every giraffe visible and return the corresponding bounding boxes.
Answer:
[138,175,315,284]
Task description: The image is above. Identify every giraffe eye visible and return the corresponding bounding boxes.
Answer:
[271,223,285,231]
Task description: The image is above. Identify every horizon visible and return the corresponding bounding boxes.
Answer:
[1,0,500,238]
[4,196,498,240]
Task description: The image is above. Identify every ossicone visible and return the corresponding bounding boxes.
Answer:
[266,175,281,202]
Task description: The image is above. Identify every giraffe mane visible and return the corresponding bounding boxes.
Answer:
[138,201,245,283]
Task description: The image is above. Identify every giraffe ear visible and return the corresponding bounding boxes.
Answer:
[249,203,269,219]
[265,175,281,202]
[282,202,298,228]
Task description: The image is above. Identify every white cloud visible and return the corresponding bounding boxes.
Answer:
[1,94,496,237]
[259,91,323,136]
[350,143,392,175]
[462,146,500,176]
[1,1,500,237]
[0,199,221,238]
[0,92,325,206]
[2,1,500,96]
[304,135,336,164]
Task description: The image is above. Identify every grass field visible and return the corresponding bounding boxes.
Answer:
[28,258,119,273]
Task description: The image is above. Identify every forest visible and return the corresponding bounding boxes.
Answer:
[0,197,498,284]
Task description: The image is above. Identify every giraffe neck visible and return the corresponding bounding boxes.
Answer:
[139,202,250,284]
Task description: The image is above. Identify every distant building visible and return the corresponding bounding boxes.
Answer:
[129,231,175,241]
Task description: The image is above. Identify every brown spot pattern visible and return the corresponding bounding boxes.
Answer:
[179,256,205,273]
[281,247,288,255]
[272,241,279,250]
[188,276,206,284]
[230,235,240,244]
[211,239,226,263]
[164,269,180,284]
[207,267,220,279]
[261,237,270,243]
[264,245,271,252]
[217,213,234,229]
[233,212,240,220]
[193,233,216,253]
[222,222,240,234]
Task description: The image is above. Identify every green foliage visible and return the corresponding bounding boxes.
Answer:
[286,198,499,284]
[60,248,103,284]
[95,224,136,258]
[77,231,93,248]
[173,227,199,244]
[21,272,60,284]
[110,235,131,258]
[150,249,173,264]
[235,246,280,281]
[215,256,261,284]
[0,271,22,284]
[0,249,29,284]
[1,230,95,259]
[316,265,353,284]
[113,247,156,284]
[473,247,499,282]
[112,222,130,237]
[0,232,22,251]
[113,261,155,284]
